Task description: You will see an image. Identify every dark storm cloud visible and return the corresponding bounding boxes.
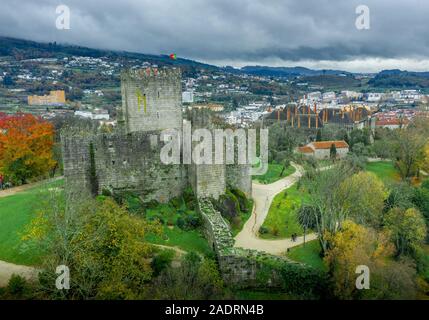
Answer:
[0,0,429,66]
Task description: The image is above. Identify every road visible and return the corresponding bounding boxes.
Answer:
[234,163,317,255]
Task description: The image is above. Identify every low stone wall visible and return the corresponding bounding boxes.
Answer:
[197,198,327,295]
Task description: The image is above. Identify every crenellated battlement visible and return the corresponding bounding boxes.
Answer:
[121,67,181,82]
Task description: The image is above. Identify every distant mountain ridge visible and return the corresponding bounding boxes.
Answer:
[0,36,218,71]
[1,36,429,85]
[240,65,353,77]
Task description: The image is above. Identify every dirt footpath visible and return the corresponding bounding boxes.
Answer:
[234,163,318,255]
[0,176,63,198]
[0,260,38,287]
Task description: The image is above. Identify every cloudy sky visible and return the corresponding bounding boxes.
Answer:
[1,0,429,72]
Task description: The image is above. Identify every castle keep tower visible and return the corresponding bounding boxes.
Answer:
[120,67,182,133]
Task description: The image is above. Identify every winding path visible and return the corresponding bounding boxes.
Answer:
[0,260,38,287]
[234,163,317,255]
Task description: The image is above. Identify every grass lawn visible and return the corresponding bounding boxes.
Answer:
[230,199,253,237]
[0,177,213,265]
[365,161,399,184]
[286,239,327,272]
[146,226,213,257]
[144,200,213,256]
[260,184,309,239]
[0,179,64,266]
[253,163,295,184]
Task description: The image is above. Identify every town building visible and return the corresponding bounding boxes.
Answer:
[297,140,349,159]
[28,90,66,106]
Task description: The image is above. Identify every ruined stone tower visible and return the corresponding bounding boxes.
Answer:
[120,68,182,133]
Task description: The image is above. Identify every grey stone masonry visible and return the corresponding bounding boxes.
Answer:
[120,67,182,133]
[61,67,251,203]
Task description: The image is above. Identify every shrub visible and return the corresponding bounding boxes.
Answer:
[176,217,185,230]
[151,250,175,277]
[101,188,112,197]
[230,188,249,212]
[215,192,240,219]
[272,226,279,236]
[7,275,28,296]
[259,226,269,235]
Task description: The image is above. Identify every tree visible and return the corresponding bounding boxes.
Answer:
[373,139,393,159]
[384,182,415,212]
[297,204,318,246]
[24,195,161,299]
[324,220,417,299]
[148,252,225,299]
[301,163,354,253]
[330,143,337,159]
[316,129,322,142]
[384,207,427,256]
[412,187,429,234]
[423,141,429,173]
[324,221,378,299]
[0,113,56,184]
[392,127,427,180]
[338,172,388,227]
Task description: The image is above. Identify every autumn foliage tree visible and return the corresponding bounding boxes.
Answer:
[0,113,56,184]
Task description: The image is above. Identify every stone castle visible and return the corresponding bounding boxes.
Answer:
[61,67,251,202]
[61,67,324,292]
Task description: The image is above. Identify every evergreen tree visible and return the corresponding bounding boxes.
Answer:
[316,129,322,141]
[330,143,337,159]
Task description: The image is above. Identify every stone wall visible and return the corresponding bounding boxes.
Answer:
[61,130,187,203]
[226,164,252,198]
[62,67,251,203]
[197,198,325,292]
[120,68,182,133]
[61,131,93,196]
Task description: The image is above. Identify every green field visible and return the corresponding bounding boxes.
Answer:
[146,226,213,257]
[365,161,399,184]
[253,163,295,184]
[0,179,63,265]
[0,178,213,265]
[260,184,309,239]
[286,240,326,272]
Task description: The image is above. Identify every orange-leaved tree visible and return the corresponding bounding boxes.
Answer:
[0,112,56,184]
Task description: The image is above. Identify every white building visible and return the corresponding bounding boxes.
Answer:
[74,109,109,120]
[322,92,336,102]
[297,141,349,160]
[367,93,384,102]
[182,90,194,103]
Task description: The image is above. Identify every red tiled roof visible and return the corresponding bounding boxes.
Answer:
[311,140,349,149]
[376,119,409,126]
[298,146,314,154]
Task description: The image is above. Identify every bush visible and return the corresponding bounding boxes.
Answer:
[183,187,196,210]
[176,217,185,230]
[259,226,269,235]
[7,275,28,296]
[231,216,242,230]
[176,213,201,230]
[101,188,112,197]
[230,188,249,212]
[151,250,175,277]
[170,197,182,209]
[215,192,241,219]
[272,226,279,236]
